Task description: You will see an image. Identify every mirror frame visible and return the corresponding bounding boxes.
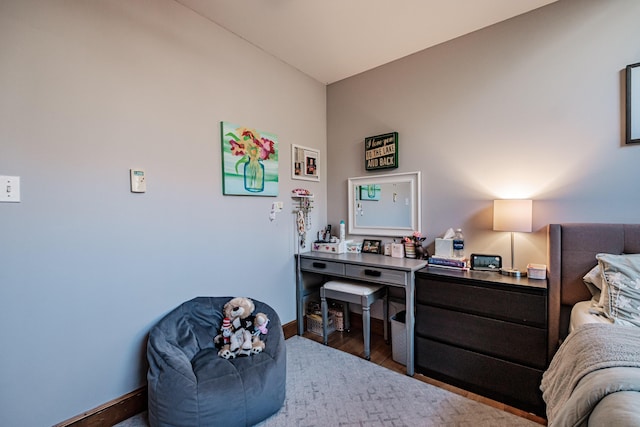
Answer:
[347,171,421,237]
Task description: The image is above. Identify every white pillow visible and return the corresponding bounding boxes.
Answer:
[596,253,640,327]
[583,264,604,303]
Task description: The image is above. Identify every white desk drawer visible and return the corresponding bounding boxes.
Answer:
[345,264,407,286]
[300,258,345,276]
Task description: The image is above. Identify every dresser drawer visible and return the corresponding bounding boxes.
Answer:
[300,258,345,276]
[415,304,547,368]
[415,336,544,415]
[416,277,546,327]
[345,264,407,286]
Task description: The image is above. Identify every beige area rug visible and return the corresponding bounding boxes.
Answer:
[117,335,542,426]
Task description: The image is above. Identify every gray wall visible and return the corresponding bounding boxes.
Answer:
[327,0,640,271]
[0,1,325,426]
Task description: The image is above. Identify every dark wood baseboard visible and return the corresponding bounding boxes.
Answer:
[53,386,147,427]
[282,319,298,339]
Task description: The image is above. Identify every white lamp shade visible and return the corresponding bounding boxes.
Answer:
[493,199,532,232]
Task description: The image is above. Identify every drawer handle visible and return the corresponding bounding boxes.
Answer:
[312,262,327,269]
[364,269,382,277]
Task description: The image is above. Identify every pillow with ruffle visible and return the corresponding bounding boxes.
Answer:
[596,253,640,327]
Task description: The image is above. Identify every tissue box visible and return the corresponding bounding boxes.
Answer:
[527,263,547,280]
[435,238,454,258]
[312,240,351,254]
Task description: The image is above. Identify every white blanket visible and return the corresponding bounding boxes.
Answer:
[541,323,640,425]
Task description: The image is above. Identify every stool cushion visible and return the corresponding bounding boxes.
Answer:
[323,280,384,296]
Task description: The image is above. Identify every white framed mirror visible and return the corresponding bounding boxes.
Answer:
[348,171,421,237]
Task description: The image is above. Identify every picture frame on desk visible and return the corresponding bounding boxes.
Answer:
[362,239,382,254]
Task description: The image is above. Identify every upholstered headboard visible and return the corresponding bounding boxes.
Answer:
[547,223,640,359]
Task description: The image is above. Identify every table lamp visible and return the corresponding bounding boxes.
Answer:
[493,199,532,277]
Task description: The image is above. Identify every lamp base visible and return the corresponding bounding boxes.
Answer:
[501,268,527,278]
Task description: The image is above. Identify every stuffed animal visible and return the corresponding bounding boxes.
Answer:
[251,312,269,354]
[213,317,235,359]
[214,297,271,358]
[221,297,258,357]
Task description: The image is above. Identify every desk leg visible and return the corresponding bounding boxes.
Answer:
[296,255,304,335]
[405,274,415,376]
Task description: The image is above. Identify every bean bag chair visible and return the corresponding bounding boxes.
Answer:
[147,297,286,427]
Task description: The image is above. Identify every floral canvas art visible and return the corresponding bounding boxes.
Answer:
[221,121,279,196]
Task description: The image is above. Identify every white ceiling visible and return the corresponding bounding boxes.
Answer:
[176,0,558,85]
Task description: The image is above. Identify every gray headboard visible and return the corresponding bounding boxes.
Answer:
[547,223,640,359]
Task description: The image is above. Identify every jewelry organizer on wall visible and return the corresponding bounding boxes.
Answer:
[292,189,314,250]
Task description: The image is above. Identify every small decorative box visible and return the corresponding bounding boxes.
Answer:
[527,263,547,280]
[346,241,362,253]
[312,240,351,254]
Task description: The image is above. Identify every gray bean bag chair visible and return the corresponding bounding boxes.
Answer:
[147,297,286,427]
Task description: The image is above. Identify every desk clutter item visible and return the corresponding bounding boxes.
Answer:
[435,238,453,258]
[346,241,362,253]
[470,254,502,271]
[391,243,405,258]
[527,263,547,280]
[312,240,350,254]
[453,228,465,258]
[404,242,416,258]
[313,223,351,253]
[430,228,468,269]
[428,255,469,271]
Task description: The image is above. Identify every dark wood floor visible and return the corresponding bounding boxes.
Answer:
[302,321,547,426]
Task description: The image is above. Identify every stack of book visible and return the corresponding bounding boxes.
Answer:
[427,255,469,271]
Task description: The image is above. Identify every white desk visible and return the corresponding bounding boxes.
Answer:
[295,251,428,376]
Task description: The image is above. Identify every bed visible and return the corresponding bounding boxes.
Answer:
[542,223,640,426]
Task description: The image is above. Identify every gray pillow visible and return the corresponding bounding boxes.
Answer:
[596,253,640,327]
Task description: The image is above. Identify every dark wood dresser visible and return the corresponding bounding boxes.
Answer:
[415,267,547,415]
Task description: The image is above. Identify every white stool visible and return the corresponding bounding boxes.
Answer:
[321,280,388,360]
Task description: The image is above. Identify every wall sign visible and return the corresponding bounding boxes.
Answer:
[364,132,398,171]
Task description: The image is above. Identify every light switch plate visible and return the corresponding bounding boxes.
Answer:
[0,176,20,202]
